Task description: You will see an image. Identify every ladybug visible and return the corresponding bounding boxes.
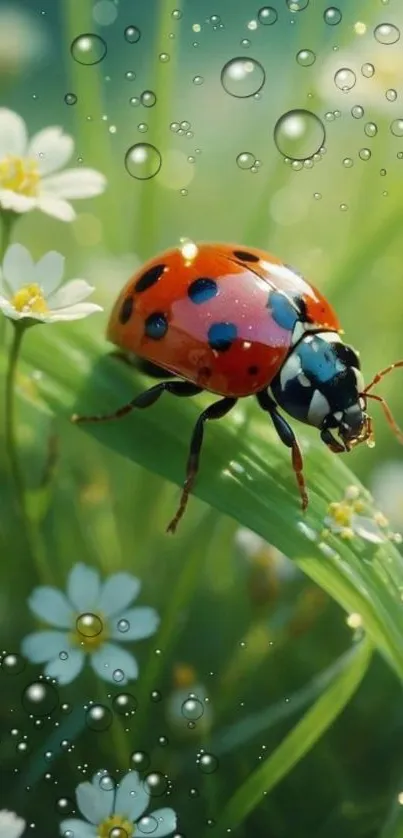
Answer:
[72,242,403,533]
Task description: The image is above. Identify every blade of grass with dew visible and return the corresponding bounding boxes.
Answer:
[20,321,403,683]
[208,637,372,837]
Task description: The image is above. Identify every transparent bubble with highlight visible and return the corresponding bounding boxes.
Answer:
[274,109,326,160]
[220,57,265,98]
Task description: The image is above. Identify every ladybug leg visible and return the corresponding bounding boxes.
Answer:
[256,391,308,511]
[167,396,237,535]
[71,380,202,424]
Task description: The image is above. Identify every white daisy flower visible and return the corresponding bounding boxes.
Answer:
[60,770,177,838]
[0,243,102,323]
[0,109,106,221]
[22,563,160,685]
[0,811,25,838]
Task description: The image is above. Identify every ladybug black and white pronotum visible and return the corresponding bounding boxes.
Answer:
[72,242,403,532]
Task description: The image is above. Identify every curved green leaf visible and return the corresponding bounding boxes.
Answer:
[19,321,403,682]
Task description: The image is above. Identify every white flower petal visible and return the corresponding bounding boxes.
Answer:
[28,585,74,628]
[76,779,114,824]
[45,649,84,685]
[59,819,97,838]
[0,189,36,213]
[45,302,103,322]
[0,301,22,321]
[0,811,26,838]
[0,109,27,157]
[2,243,34,292]
[49,279,97,309]
[143,808,177,837]
[35,194,76,221]
[353,514,386,544]
[91,642,139,684]
[115,771,150,821]
[21,630,70,663]
[28,127,74,174]
[34,251,65,295]
[98,573,141,617]
[67,563,101,612]
[111,607,159,641]
[42,168,107,199]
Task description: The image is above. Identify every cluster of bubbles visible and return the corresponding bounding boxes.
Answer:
[236,152,262,173]
[170,120,194,138]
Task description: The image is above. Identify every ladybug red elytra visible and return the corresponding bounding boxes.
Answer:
[72,242,403,532]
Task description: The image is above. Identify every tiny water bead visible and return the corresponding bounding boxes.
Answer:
[364,121,378,137]
[286,0,309,11]
[197,753,219,774]
[125,70,136,81]
[274,109,325,160]
[117,618,130,633]
[171,9,182,19]
[359,147,371,160]
[1,653,25,674]
[64,93,77,105]
[159,53,170,62]
[296,49,316,67]
[386,88,397,101]
[390,119,403,137]
[236,151,255,169]
[334,68,356,91]
[144,772,168,797]
[220,57,265,98]
[247,20,258,30]
[343,157,354,167]
[125,143,162,179]
[112,693,138,715]
[361,62,375,78]
[113,669,125,682]
[181,696,204,720]
[193,75,204,85]
[137,816,159,835]
[22,682,59,716]
[76,612,103,638]
[130,97,140,107]
[99,774,115,791]
[257,6,278,24]
[71,33,107,65]
[324,6,342,25]
[131,751,150,771]
[351,104,364,118]
[125,25,141,43]
[140,90,156,107]
[374,23,400,44]
[138,123,148,133]
[85,703,113,731]
[241,38,251,47]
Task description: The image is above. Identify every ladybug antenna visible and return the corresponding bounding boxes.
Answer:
[362,360,403,445]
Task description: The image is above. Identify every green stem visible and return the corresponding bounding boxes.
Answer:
[0,210,16,343]
[5,323,26,514]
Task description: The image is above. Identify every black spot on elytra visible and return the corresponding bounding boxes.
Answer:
[188,277,218,304]
[233,250,260,263]
[136,264,166,293]
[119,296,134,324]
[248,365,259,375]
[144,312,168,340]
[208,322,238,352]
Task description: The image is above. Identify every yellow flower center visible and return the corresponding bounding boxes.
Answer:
[328,501,352,528]
[11,283,48,314]
[98,815,134,838]
[71,611,109,652]
[0,155,40,196]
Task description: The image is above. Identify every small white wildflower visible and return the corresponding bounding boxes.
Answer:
[0,811,25,838]
[60,770,177,838]
[22,563,160,685]
[0,108,106,221]
[0,243,102,323]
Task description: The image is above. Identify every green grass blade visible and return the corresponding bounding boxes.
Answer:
[21,322,403,682]
[210,637,373,836]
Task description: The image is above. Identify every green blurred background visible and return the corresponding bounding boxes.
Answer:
[1,0,403,836]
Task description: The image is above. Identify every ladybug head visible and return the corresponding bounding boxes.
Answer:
[270,331,371,453]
